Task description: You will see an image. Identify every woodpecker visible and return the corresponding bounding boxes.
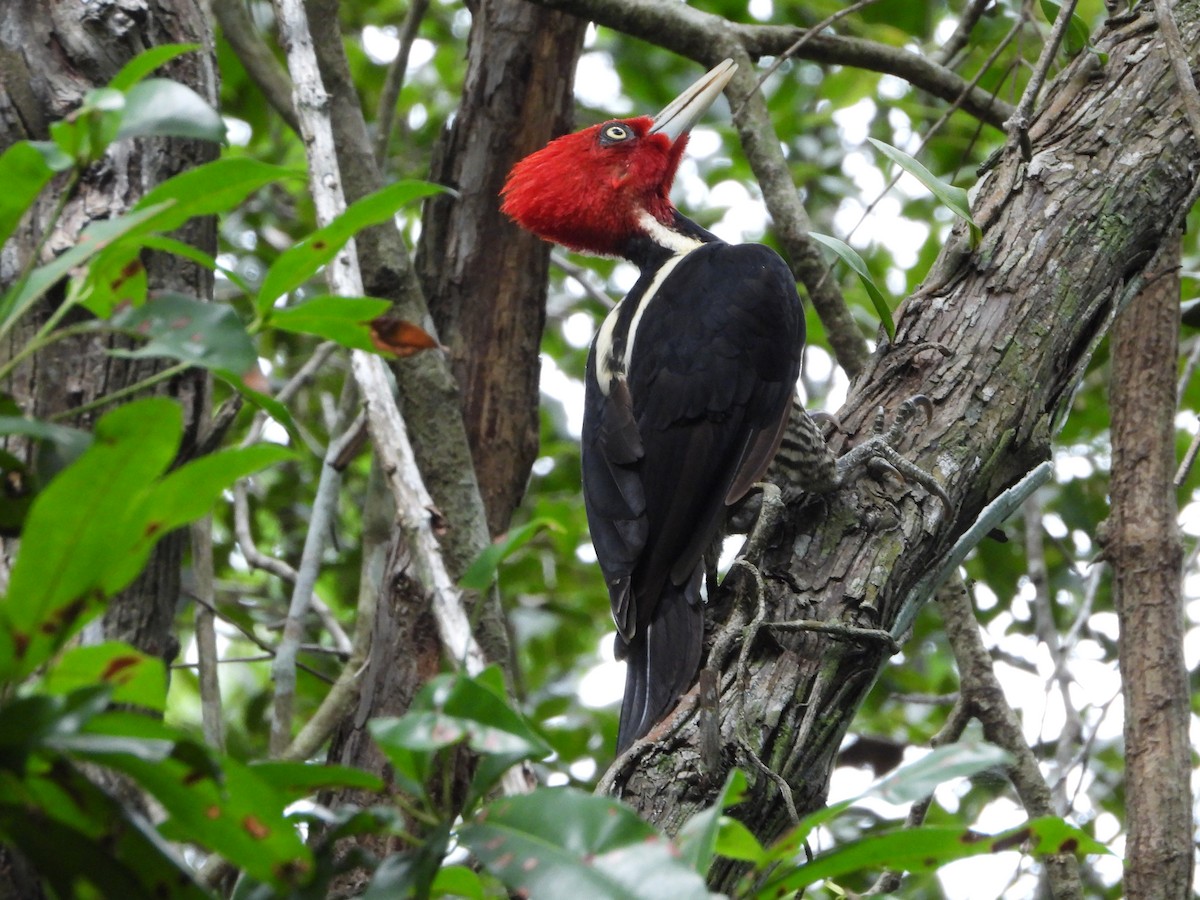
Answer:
[502,60,804,753]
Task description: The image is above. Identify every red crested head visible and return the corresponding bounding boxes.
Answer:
[501,117,684,257]
[501,59,738,259]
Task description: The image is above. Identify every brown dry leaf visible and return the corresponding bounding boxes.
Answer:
[369,313,443,357]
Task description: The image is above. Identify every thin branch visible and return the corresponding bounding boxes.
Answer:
[937,577,1084,899]
[1154,0,1200,145]
[373,0,430,165]
[933,0,998,66]
[1022,494,1083,815]
[1003,0,1079,156]
[724,46,870,377]
[268,390,362,756]
[211,0,301,133]
[271,0,510,770]
[192,517,224,751]
[551,250,615,310]
[279,456,392,761]
[184,592,335,683]
[843,13,1026,249]
[522,0,1014,129]
[1176,335,1200,401]
[734,0,886,119]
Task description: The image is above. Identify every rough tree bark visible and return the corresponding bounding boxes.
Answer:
[0,0,217,895]
[1107,243,1191,897]
[417,0,586,537]
[0,0,217,658]
[580,7,1200,892]
[304,2,584,888]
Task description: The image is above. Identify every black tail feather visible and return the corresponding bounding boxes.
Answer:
[615,573,704,754]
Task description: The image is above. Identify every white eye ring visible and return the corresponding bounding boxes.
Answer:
[604,124,629,141]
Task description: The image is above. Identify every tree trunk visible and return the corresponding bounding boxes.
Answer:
[0,0,217,895]
[0,0,216,667]
[316,2,584,888]
[594,7,1200,886]
[417,0,586,536]
[1107,243,1192,898]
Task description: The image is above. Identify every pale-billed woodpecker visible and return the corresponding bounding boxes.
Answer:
[502,60,805,753]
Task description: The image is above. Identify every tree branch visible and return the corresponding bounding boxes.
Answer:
[937,577,1083,899]
[211,0,300,133]
[1106,239,1193,897]
[270,0,491,681]
[598,9,1200,885]
[525,0,1015,129]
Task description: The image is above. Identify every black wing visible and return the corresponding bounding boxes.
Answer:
[582,241,804,751]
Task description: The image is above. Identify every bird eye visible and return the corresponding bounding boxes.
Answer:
[601,123,631,144]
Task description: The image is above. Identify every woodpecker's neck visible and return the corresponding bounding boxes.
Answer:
[622,210,720,272]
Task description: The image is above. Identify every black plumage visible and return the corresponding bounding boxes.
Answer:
[583,235,804,752]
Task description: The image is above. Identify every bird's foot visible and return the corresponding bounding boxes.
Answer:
[830,394,951,513]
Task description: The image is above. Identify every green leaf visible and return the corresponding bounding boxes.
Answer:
[676,769,749,876]
[867,137,981,247]
[459,518,564,591]
[141,235,254,296]
[371,669,552,805]
[103,750,314,888]
[40,643,167,712]
[460,788,713,900]
[75,244,148,316]
[108,292,259,382]
[255,180,446,314]
[109,43,200,92]
[1,398,182,680]
[0,773,210,900]
[268,296,392,351]
[133,158,298,234]
[808,232,895,340]
[249,760,385,797]
[0,416,91,534]
[429,864,487,900]
[216,375,303,446]
[27,141,74,174]
[360,824,452,900]
[0,202,175,337]
[1039,0,1091,56]
[712,817,767,864]
[117,79,225,143]
[0,142,57,250]
[761,816,1105,892]
[869,742,1012,805]
[0,399,287,681]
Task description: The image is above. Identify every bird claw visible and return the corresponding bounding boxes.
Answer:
[834,394,950,513]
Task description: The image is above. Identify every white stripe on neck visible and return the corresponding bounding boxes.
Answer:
[636,210,705,255]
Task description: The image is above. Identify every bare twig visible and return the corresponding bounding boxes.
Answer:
[269,390,362,756]
[280,457,392,761]
[843,13,1026,249]
[733,0,884,119]
[1003,0,1080,156]
[1022,493,1083,815]
[373,0,430,165]
[724,47,870,376]
[937,577,1084,899]
[1154,0,1200,145]
[551,250,615,309]
[933,0,998,66]
[183,592,335,684]
[192,517,224,750]
[211,0,300,133]
[1175,335,1200,401]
